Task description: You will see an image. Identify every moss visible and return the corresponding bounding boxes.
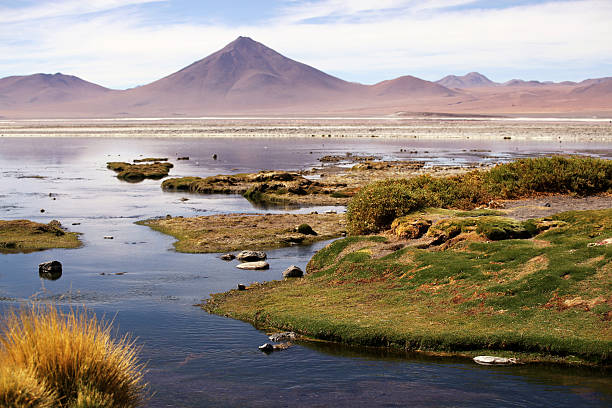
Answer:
[107,161,173,182]
[0,220,81,254]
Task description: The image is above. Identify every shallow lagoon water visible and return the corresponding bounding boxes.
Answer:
[0,136,611,407]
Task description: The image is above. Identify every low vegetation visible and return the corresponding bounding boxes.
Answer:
[205,209,612,365]
[107,161,173,182]
[347,156,612,235]
[0,305,146,408]
[138,213,345,253]
[0,220,81,254]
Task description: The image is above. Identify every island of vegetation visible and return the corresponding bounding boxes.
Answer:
[161,160,429,207]
[107,160,173,182]
[0,220,81,254]
[138,213,345,253]
[203,157,612,366]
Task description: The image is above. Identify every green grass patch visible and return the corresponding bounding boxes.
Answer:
[0,220,81,254]
[204,209,612,365]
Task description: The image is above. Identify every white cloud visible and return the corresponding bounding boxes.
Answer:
[0,0,611,88]
[0,0,166,23]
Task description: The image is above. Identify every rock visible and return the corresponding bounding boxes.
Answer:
[40,209,45,213]
[104,236,114,240]
[212,154,218,160]
[544,202,551,208]
[236,261,269,270]
[236,250,267,262]
[473,356,518,366]
[268,332,297,342]
[72,222,81,225]
[221,253,236,261]
[237,284,246,291]
[258,343,274,353]
[587,237,612,247]
[39,261,62,280]
[177,157,189,160]
[282,265,303,278]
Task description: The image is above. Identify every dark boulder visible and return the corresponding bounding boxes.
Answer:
[39,260,62,280]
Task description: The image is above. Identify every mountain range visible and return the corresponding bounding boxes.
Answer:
[1,36,611,118]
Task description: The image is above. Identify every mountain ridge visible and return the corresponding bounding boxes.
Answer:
[0,36,610,117]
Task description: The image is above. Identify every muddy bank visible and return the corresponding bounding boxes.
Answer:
[138,213,345,253]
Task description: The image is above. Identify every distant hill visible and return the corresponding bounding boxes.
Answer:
[0,73,110,108]
[436,72,496,88]
[372,75,456,97]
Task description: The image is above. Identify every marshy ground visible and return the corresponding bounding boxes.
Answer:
[0,219,81,254]
[138,213,345,253]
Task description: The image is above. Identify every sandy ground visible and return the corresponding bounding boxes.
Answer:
[502,195,612,220]
[0,117,611,142]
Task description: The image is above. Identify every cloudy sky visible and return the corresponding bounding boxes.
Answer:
[1,0,610,89]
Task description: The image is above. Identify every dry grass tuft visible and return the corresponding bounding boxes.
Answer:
[0,305,146,408]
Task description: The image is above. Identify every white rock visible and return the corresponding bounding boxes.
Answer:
[473,356,517,366]
[236,261,269,270]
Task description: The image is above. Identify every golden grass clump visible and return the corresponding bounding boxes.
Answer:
[0,366,56,408]
[0,305,146,408]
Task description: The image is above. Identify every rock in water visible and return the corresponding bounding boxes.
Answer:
[237,284,246,291]
[236,250,267,262]
[221,253,236,261]
[473,356,518,366]
[236,261,269,270]
[282,265,303,278]
[258,343,274,353]
[268,332,298,342]
[39,261,62,280]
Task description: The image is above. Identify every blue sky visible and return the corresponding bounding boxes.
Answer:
[0,0,610,89]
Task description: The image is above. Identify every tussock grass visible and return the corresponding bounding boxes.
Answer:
[0,305,146,408]
[347,156,612,235]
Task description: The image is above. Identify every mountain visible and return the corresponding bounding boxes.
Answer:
[372,75,456,97]
[120,36,365,112]
[0,73,110,108]
[0,37,610,117]
[436,72,496,88]
[570,77,612,98]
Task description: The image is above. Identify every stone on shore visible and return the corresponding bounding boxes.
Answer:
[236,250,267,262]
[282,265,303,278]
[268,332,298,342]
[236,261,269,270]
[473,356,518,366]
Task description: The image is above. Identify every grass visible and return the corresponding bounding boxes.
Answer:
[0,220,81,254]
[347,156,612,235]
[0,305,146,408]
[204,209,612,366]
[107,161,173,182]
[137,213,345,253]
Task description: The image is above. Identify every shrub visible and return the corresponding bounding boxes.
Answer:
[346,179,431,235]
[346,156,611,235]
[296,224,317,235]
[484,156,612,198]
[0,305,146,408]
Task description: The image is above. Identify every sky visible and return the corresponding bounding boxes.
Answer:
[1,0,611,89]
